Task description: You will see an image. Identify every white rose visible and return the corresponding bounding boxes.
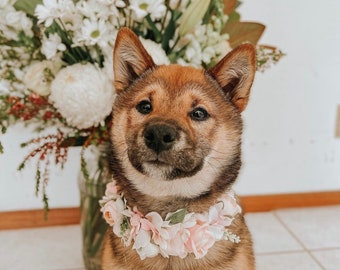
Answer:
[23,60,61,96]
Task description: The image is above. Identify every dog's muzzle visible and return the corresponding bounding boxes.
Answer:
[143,123,178,154]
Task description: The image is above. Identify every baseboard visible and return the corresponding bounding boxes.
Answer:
[0,207,80,230]
[1,191,340,230]
[240,191,340,212]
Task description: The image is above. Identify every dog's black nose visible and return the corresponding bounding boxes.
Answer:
[144,124,178,153]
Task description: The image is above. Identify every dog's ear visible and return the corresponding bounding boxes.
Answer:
[209,44,256,112]
[113,27,155,92]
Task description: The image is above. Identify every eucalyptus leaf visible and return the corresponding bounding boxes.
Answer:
[226,10,241,24]
[224,0,238,15]
[222,22,265,48]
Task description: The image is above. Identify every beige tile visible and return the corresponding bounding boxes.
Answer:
[275,206,340,249]
[61,269,86,270]
[0,225,84,270]
[256,252,322,270]
[245,212,303,254]
[59,269,85,270]
[312,248,340,270]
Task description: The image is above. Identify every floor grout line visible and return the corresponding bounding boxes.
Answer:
[309,247,340,252]
[255,250,311,256]
[272,210,327,270]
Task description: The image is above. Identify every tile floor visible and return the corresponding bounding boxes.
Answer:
[1,205,340,270]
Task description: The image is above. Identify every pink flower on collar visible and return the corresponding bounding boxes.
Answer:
[101,197,125,236]
[105,182,120,197]
[185,221,215,259]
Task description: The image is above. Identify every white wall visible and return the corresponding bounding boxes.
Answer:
[234,0,340,194]
[1,0,340,211]
[0,124,81,211]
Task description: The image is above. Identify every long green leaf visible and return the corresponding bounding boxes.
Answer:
[146,15,162,43]
[162,10,181,52]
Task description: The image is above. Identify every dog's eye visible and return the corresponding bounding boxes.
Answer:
[136,100,152,115]
[190,107,210,121]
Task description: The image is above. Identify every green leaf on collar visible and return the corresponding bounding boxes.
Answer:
[167,208,187,225]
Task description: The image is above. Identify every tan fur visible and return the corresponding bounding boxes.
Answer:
[103,28,256,270]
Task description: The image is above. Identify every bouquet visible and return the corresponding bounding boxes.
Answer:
[0,0,283,210]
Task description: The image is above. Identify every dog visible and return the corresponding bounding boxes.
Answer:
[101,27,256,270]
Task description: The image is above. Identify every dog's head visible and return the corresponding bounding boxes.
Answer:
[110,28,255,199]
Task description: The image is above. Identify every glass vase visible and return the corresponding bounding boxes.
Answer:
[78,145,111,270]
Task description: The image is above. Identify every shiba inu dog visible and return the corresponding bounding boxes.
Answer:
[102,27,256,270]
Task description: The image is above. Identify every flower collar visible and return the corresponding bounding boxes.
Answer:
[100,181,241,260]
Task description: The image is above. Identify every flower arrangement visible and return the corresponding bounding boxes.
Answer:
[0,0,283,210]
[100,181,241,260]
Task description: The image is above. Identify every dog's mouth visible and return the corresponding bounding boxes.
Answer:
[143,157,173,171]
[143,153,205,180]
[146,159,169,167]
[129,151,204,180]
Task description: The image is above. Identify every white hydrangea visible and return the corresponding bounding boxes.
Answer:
[49,63,115,129]
[175,23,231,67]
[0,3,33,40]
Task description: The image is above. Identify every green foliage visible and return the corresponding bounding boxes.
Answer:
[167,208,187,225]
[81,148,91,182]
[47,21,101,66]
[14,0,42,16]
[120,217,130,234]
